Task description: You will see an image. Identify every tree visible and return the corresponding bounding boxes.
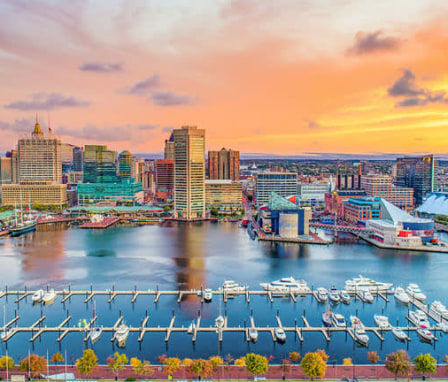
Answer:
[343,358,353,366]
[190,359,213,378]
[316,349,329,362]
[385,350,411,380]
[289,352,301,363]
[209,356,224,371]
[164,205,172,213]
[108,352,128,379]
[130,358,154,376]
[234,357,246,367]
[300,352,327,380]
[0,356,15,370]
[413,353,437,376]
[157,354,167,365]
[51,352,65,364]
[164,357,181,374]
[245,353,269,377]
[183,358,193,367]
[76,349,98,377]
[368,351,380,364]
[19,355,47,377]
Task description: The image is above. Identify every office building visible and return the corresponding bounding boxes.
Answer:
[83,145,119,184]
[395,155,437,206]
[205,180,242,211]
[118,150,132,180]
[343,197,382,223]
[255,172,297,207]
[164,133,174,161]
[173,126,205,220]
[208,148,240,181]
[77,179,143,206]
[73,147,83,172]
[297,182,330,207]
[155,159,174,201]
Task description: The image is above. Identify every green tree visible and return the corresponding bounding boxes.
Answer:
[0,356,15,370]
[18,355,47,377]
[107,352,128,379]
[50,352,65,364]
[300,352,327,380]
[164,357,181,374]
[289,352,301,363]
[76,349,98,377]
[245,353,269,377]
[190,359,213,379]
[413,353,437,376]
[368,351,380,364]
[385,350,411,380]
[163,205,171,213]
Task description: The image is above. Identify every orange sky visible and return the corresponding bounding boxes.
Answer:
[1,1,448,156]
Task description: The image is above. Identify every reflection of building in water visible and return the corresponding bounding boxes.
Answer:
[14,230,66,283]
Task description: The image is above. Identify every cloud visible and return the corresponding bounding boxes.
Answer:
[79,62,123,73]
[4,93,91,111]
[121,75,161,95]
[0,118,35,133]
[137,124,158,130]
[388,69,448,107]
[151,91,194,106]
[303,118,328,129]
[161,126,174,133]
[348,31,401,55]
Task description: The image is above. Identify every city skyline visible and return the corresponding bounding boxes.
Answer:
[1,1,448,155]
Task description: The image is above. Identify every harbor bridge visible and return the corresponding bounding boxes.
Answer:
[310,223,374,235]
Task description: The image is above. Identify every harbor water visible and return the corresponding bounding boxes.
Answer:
[1,222,448,364]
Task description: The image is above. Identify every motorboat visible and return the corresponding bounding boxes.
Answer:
[260,277,310,293]
[374,314,392,329]
[406,284,426,302]
[331,313,347,328]
[187,322,196,335]
[203,288,213,302]
[417,326,434,342]
[345,275,393,292]
[249,327,258,343]
[394,287,410,304]
[32,289,45,303]
[350,316,369,347]
[42,289,57,305]
[329,288,340,304]
[274,327,286,343]
[430,301,448,320]
[115,324,129,348]
[215,315,225,330]
[316,288,328,303]
[322,311,332,327]
[361,290,374,303]
[408,310,430,328]
[339,290,351,304]
[90,327,102,344]
[222,280,246,293]
[392,328,407,341]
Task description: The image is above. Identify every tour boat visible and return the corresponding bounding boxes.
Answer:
[408,310,430,328]
[345,275,393,292]
[274,327,286,343]
[331,313,347,328]
[317,288,328,303]
[361,290,374,303]
[350,316,369,347]
[42,289,57,305]
[339,290,351,304]
[187,322,195,335]
[215,315,225,330]
[32,289,45,303]
[394,287,410,304]
[321,311,332,327]
[374,314,391,329]
[392,328,407,341]
[417,326,434,343]
[260,277,310,293]
[430,301,448,320]
[115,324,129,348]
[90,327,102,344]
[249,327,258,343]
[203,288,213,303]
[406,284,426,302]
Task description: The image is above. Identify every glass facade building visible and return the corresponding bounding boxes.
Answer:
[83,145,119,184]
[255,172,297,207]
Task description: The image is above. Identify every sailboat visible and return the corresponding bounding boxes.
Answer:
[9,198,37,237]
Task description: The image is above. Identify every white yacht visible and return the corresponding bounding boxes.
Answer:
[417,327,434,342]
[260,277,310,293]
[394,287,410,304]
[329,289,340,304]
[32,289,45,304]
[331,313,347,328]
[215,315,225,330]
[90,327,102,345]
[322,311,332,327]
[374,314,392,329]
[361,291,374,303]
[406,284,426,302]
[203,288,213,303]
[345,275,393,292]
[222,280,246,293]
[42,289,57,305]
[430,301,448,320]
[339,290,351,304]
[437,321,448,333]
[317,288,328,303]
[249,327,258,343]
[392,328,407,341]
[408,310,430,328]
[115,324,129,348]
[350,316,369,347]
[274,327,286,343]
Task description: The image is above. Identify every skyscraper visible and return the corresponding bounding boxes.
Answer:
[395,155,437,206]
[164,133,174,160]
[118,150,132,180]
[173,126,205,220]
[208,148,240,181]
[83,145,119,183]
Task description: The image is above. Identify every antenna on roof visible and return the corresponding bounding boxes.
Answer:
[36,112,39,123]
[48,112,52,134]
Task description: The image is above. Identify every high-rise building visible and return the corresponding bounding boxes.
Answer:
[83,145,119,184]
[73,147,83,172]
[208,148,240,181]
[61,143,74,174]
[173,126,205,219]
[164,133,174,160]
[255,172,297,207]
[395,155,437,205]
[156,159,174,201]
[0,157,12,185]
[118,150,132,180]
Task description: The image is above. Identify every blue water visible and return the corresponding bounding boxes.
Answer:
[1,223,448,364]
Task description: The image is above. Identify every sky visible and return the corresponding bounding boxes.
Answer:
[1,0,448,156]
